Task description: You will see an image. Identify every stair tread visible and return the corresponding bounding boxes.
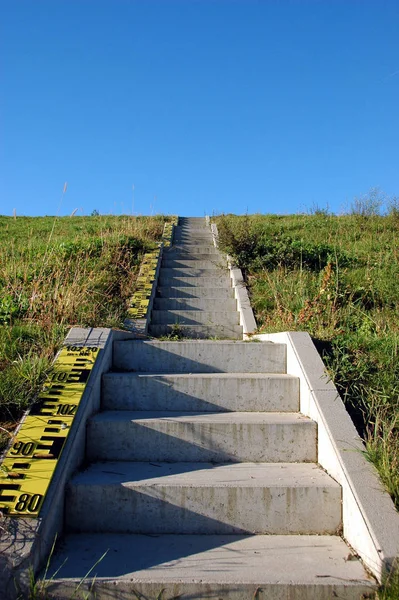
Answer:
[90,411,311,423]
[70,461,339,489]
[148,324,243,339]
[104,372,297,379]
[45,533,373,590]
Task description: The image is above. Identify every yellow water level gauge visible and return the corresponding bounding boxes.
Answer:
[0,345,99,517]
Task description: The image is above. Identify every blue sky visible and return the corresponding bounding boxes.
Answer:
[1,0,398,217]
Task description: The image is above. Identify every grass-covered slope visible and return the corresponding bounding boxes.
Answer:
[0,214,169,448]
[215,213,399,510]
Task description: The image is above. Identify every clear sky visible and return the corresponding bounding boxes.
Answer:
[1,0,398,217]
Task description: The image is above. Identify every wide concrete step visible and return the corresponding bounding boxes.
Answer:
[151,310,240,325]
[174,223,209,229]
[161,258,226,268]
[156,286,234,299]
[148,323,243,339]
[158,267,228,277]
[113,340,287,373]
[172,239,215,245]
[87,411,317,463]
[153,297,237,311]
[168,245,219,255]
[173,238,214,245]
[66,462,341,534]
[173,231,214,238]
[158,276,232,287]
[174,235,212,240]
[43,533,375,600]
[102,372,299,412]
[163,253,224,262]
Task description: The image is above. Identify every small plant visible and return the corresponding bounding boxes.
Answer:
[169,322,184,340]
[377,562,399,599]
[350,187,385,217]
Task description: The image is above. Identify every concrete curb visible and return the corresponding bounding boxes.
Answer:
[255,331,399,581]
[0,327,118,599]
[209,220,257,338]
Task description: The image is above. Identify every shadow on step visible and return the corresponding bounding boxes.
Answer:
[88,413,245,463]
[66,485,253,536]
[104,373,291,412]
[47,533,258,582]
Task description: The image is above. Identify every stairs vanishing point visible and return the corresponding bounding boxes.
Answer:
[44,217,374,599]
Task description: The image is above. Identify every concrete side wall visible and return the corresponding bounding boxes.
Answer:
[0,327,115,599]
[256,331,399,581]
[209,221,257,337]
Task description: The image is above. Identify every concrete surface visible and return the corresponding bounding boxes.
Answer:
[161,259,227,268]
[155,285,235,298]
[102,372,300,412]
[148,323,243,339]
[113,340,286,373]
[66,462,341,534]
[153,297,238,310]
[158,275,232,287]
[43,533,375,600]
[87,411,317,463]
[151,309,240,325]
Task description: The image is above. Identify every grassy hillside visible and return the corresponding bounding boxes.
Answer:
[215,212,399,512]
[0,214,168,448]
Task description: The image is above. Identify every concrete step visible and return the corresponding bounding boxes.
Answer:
[161,259,226,268]
[66,462,341,534]
[43,533,375,600]
[153,297,237,311]
[158,267,228,277]
[174,222,209,228]
[113,340,287,373]
[102,372,299,411]
[173,238,214,245]
[87,411,317,463]
[156,286,235,299]
[172,238,214,244]
[168,245,219,255]
[173,231,214,237]
[158,276,232,287]
[151,310,240,326]
[148,323,243,339]
[163,253,224,262]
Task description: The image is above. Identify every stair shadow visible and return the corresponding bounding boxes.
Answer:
[106,376,255,412]
[115,345,228,374]
[158,269,227,277]
[156,288,234,299]
[152,316,239,326]
[67,483,255,536]
[47,533,258,582]
[158,280,230,287]
[90,412,248,463]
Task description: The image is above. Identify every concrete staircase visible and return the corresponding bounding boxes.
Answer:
[149,217,243,339]
[44,219,374,599]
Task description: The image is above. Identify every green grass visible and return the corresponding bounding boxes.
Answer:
[0,214,169,447]
[214,212,399,513]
